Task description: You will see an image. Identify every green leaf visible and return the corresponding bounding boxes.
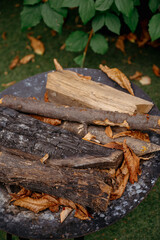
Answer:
[110,3,120,16]
[105,13,121,34]
[48,0,63,9]
[21,4,42,30]
[41,2,64,33]
[115,0,134,17]
[65,31,88,52]
[90,33,108,54]
[92,14,105,33]
[24,0,41,5]
[74,54,84,66]
[149,13,160,41]
[149,0,160,13]
[48,0,68,17]
[62,0,80,8]
[123,8,139,32]
[95,0,113,11]
[133,0,140,6]
[79,0,95,24]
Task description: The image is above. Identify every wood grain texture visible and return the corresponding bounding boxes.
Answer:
[46,70,153,114]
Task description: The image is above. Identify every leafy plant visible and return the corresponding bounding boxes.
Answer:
[21,0,160,67]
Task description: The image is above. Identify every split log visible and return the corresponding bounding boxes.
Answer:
[0,149,113,211]
[46,70,153,114]
[61,122,160,156]
[0,107,122,169]
[1,95,160,131]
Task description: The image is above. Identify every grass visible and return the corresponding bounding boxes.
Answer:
[0,0,160,239]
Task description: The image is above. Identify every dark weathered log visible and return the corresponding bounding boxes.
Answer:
[0,95,160,131]
[61,122,160,156]
[0,107,122,169]
[0,149,113,211]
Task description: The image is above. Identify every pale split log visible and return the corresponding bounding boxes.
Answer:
[46,70,153,114]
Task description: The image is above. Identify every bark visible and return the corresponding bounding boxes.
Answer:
[0,106,122,169]
[0,149,113,211]
[61,122,160,156]
[0,95,160,131]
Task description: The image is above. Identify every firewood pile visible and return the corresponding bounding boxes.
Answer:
[0,59,160,222]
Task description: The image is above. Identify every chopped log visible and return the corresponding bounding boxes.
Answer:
[0,107,122,169]
[0,149,113,211]
[46,70,153,114]
[61,122,160,156]
[1,95,160,131]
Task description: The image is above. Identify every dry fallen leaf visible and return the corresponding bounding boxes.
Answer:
[2,32,7,40]
[113,130,150,142]
[28,35,45,55]
[103,142,123,150]
[152,64,160,77]
[137,20,150,47]
[51,30,57,37]
[20,54,35,64]
[9,56,19,69]
[127,56,132,65]
[126,32,137,43]
[123,140,141,184]
[83,132,97,141]
[99,64,134,95]
[115,35,125,53]
[10,187,32,202]
[60,207,73,223]
[74,203,90,220]
[14,196,54,213]
[105,126,113,138]
[110,170,129,200]
[31,114,61,126]
[148,40,160,48]
[1,81,16,88]
[129,71,143,80]
[60,43,66,50]
[139,76,151,85]
[59,197,76,209]
[54,58,63,71]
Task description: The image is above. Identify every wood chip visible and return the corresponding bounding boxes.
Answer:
[40,153,49,164]
[139,76,151,85]
[99,64,134,95]
[60,207,73,223]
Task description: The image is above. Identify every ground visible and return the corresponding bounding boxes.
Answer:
[0,0,160,239]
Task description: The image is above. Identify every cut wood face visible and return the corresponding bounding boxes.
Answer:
[46,70,153,114]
